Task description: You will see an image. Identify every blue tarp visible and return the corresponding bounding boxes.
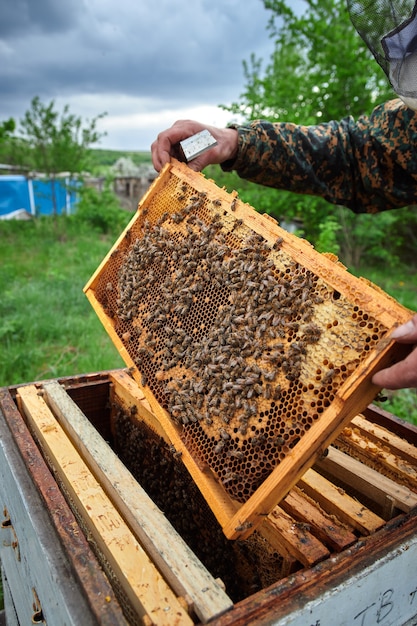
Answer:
[0,175,79,218]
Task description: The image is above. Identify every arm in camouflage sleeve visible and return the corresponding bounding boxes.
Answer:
[222,99,417,214]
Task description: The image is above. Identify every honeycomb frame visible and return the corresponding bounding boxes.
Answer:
[84,159,412,539]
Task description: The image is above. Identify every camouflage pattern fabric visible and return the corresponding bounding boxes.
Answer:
[222,99,417,214]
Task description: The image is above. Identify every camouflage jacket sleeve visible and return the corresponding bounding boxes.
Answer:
[222,99,417,214]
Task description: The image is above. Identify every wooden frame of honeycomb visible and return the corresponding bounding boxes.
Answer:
[84,159,412,539]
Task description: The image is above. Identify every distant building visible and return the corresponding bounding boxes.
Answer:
[83,157,157,211]
[111,158,157,210]
[0,173,79,219]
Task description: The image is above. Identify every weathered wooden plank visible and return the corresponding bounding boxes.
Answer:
[364,404,417,446]
[315,445,417,515]
[281,486,357,552]
[17,384,193,626]
[337,425,417,492]
[260,507,330,567]
[352,414,417,466]
[298,469,385,535]
[43,380,233,625]
[0,386,127,625]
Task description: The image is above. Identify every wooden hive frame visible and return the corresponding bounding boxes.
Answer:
[84,159,413,540]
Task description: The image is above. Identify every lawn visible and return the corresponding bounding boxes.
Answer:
[0,217,125,386]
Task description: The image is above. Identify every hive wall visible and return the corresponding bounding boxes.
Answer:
[111,404,287,603]
[85,160,412,537]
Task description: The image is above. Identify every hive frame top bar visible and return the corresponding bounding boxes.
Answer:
[84,158,412,539]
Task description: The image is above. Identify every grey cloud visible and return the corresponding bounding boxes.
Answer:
[0,0,274,148]
[0,0,82,38]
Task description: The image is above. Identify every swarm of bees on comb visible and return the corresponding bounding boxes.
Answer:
[93,172,388,504]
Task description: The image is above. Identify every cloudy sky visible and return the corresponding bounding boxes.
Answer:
[0,0,277,151]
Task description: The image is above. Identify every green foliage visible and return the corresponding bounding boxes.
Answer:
[217,0,416,271]
[72,184,132,234]
[0,117,15,141]
[225,0,393,124]
[89,149,152,174]
[331,205,417,269]
[375,389,417,425]
[0,117,17,165]
[315,215,341,254]
[17,96,107,176]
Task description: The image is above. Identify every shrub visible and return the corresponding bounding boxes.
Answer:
[73,183,131,234]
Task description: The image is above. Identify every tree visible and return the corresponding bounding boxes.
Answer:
[18,96,107,214]
[0,118,16,164]
[0,118,15,142]
[216,0,417,269]
[226,0,393,124]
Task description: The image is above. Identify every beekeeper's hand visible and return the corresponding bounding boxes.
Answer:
[372,314,417,389]
[151,120,238,172]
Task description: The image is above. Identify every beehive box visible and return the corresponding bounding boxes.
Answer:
[84,159,412,539]
[2,371,417,625]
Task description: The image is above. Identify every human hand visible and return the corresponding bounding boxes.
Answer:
[151,120,239,172]
[372,314,417,389]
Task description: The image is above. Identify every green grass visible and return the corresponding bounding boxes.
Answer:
[0,217,125,386]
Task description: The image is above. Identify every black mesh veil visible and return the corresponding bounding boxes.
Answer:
[347,1,417,106]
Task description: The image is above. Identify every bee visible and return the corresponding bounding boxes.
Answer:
[264,383,272,400]
[234,395,242,409]
[230,198,238,212]
[263,370,276,382]
[375,391,388,402]
[251,432,267,447]
[171,213,184,224]
[219,427,230,440]
[214,439,226,454]
[321,369,335,385]
[222,471,239,485]
[238,423,248,436]
[169,445,183,460]
[303,323,322,343]
[273,384,282,400]
[212,199,222,207]
[273,237,284,250]
[227,449,244,460]
[234,521,253,532]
